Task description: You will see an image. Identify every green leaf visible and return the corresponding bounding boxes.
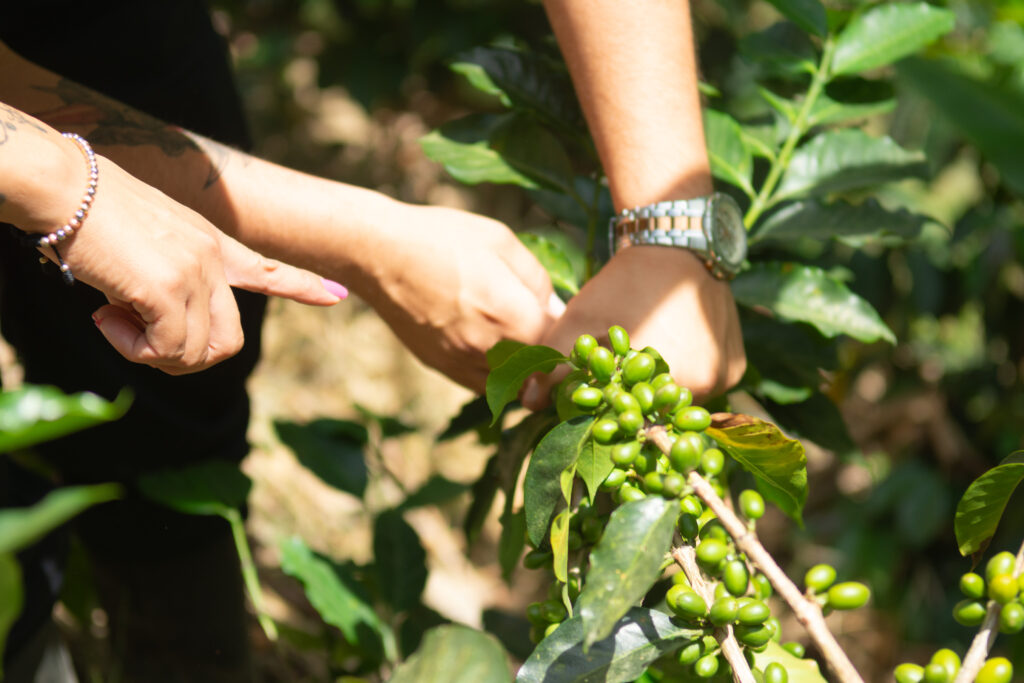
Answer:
[491,113,576,193]
[278,536,388,654]
[449,61,512,106]
[0,385,131,453]
[397,475,467,512]
[732,262,896,344]
[438,396,493,442]
[898,57,1024,196]
[764,393,856,455]
[740,22,818,77]
[0,484,120,555]
[753,641,827,682]
[486,345,566,424]
[753,198,931,248]
[577,498,679,648]
[741,313,840,391]
[763,0,827,38]
[775,130,926,202]
[550,508,571,583]
[707,413,808,524]
[524,417,594,546]
[498,508,527,582]
[704,110,755,198]
[740,124,778,161]
[519,233,580,295]
[955,451,1024,556]
[0,553,22,678]
[353,403,416,438]
[488,340,528,371]
[420,114,539,189]
[274,419,368,498]
[138,460,250,517]
[809,77,896,127]
[759,88,799,125]
[575,436,615,504]
[832,3,956,76]
[391,625,512,683]
[516,608,702,683]
[374,509,427,612]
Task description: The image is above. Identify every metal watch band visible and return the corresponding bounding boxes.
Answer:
[609,198,710,255]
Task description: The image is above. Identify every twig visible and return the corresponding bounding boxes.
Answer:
[647,426,865,683]
[672,542,756,683]
[952,539,1024,683]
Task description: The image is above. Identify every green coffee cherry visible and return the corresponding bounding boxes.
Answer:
[976,657,1013,683]
[723,560,750,597]
[677,640,703,666]
[571,385,603,410]
[608,326,630,356]
[630,382,655,413]
[804,564,837,593]
[571,334,598,367]
[673,405,712,432]
[670,432,704,472]
[567,530,583,551]
[893,663,925,683]
[700,448,725,476]
[709,597,739,625]
[737,600,770,626]
[610,391,640,414]
[523,549,552,570]
[999,601,1024,633]
[753,573,773,599]
[694,653,720,679]
[670,387,694,413]
[677,513,699,540]
[611,441,641,467]
[623,353,656,385]
[662,472,686,498]
[781,642,805,658]
[930,649,960,680]
[922,662,950,683]
[588,347,616,384]
[592,418,620,444]
[739,489,765,521]
[826,582,870,610]
[696,538,729,567]
[986,552,1016,583]
[618,409,645,433]
[580,516,603,545]
[735,623,774,648]
[953,599,988,626]
[653,383,682,412]
[543,622,560,638]
[618,484,646,503]
[667,585,707,620]
[672,571,690,586]
[600,468,627,491]
[651,372,674,390]
[988,573,1019,604]
[526,602,546,625]
[764,662,788,683]
[959,572,985,599]
[698,519,729,543]
[643,471,664,494]
[540,599,567,623]
[680,495,703,517]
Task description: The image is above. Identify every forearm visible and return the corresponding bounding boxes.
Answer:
[541,0,712,209]
[0,40,402,298]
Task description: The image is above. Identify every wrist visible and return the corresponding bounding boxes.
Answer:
[1,130,89,233]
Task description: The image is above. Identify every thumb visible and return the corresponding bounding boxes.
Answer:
[218,234,347,306]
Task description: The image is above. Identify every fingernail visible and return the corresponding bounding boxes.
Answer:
[92,313,103,328]
[548,292,566,316]
[321,278,348,300]
[522,379,541,409]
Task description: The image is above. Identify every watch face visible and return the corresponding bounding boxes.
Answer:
[707,194,747,272]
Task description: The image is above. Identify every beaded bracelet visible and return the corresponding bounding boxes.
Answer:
[35,132,99,285]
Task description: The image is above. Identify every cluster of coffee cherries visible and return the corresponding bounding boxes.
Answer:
[521,329,872,680]
[894,551,1020,683]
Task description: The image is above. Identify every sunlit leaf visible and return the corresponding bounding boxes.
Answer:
[575,435,615,503]
[577,498,679,648]
[832,2,956,76]
[0,386,131,453]
[763,0,827,38]
[775,130,926,202]
[138,460,249,517]
[753,198,931,248]
[519,233,580,295]
[808,79,896,126]
[486,345,566,424]
[487,341,528,371]
[449,61,512,106]
[0,553,22,678]
[707,413,808,524]
[753,641,827,682]
[955,451,1024,556]
[420,114,539,188]
[550,508,571,584]
[0,484,120,555]
[374,510,427,612]
[524,417,593,546]
[732,261,896,344]
[517,608,702,683]
[705,110,755,197]
[391,625,512,683]
[274,418,368,498]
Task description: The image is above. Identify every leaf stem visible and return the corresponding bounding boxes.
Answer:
[952,539,1024,683]
[744,37,836,229]
[647,425,866,683]
[223,509,278,642]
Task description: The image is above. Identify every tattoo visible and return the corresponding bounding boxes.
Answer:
[0,103,48,145]
[182,130,245,190]
[0,192,6,207]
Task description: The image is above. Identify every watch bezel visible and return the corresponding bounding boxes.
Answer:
[702,193,747,278]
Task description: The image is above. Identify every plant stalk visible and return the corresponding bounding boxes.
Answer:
[952,539,1024,683]
[743,37,836,229]
[647,426,866,683]
[224,509,278,642]
[672,542,755,683]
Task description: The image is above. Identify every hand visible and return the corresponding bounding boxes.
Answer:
[55,153,342,374]
[358,204,560,392]
[523,246,746,408]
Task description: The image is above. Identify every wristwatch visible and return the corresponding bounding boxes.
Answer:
[609,193,747,280]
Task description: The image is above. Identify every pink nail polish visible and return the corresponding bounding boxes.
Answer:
[321,278,348,300]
